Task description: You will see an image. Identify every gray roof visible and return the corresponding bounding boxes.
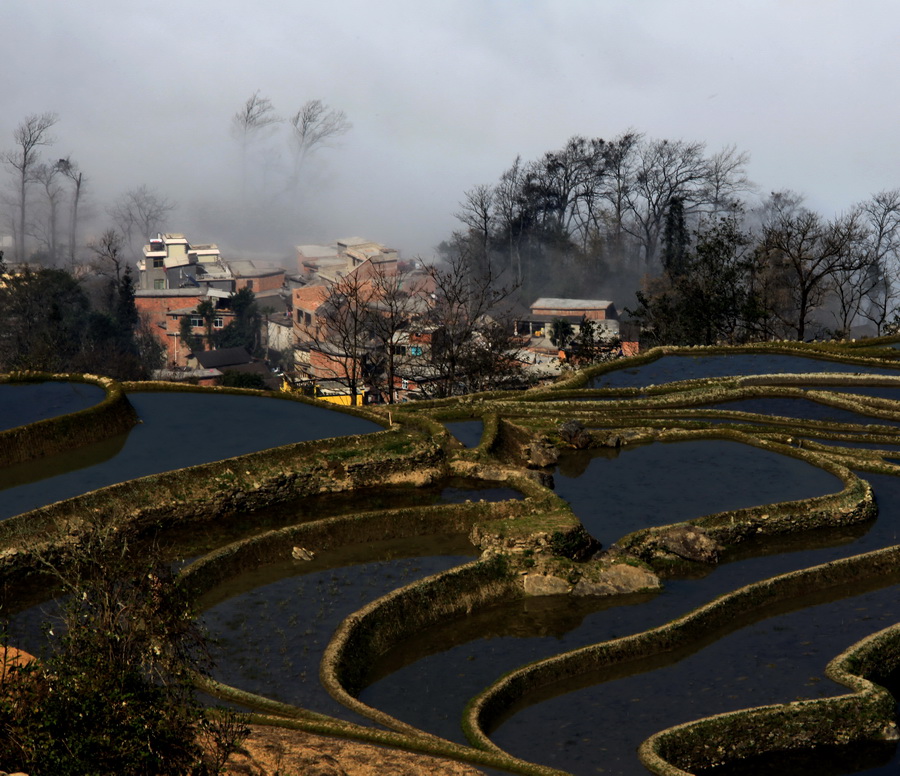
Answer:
[136,288,208,298]
[194,347,253,369]
[530,297,615,310]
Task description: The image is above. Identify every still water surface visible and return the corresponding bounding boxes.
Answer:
[0,381,106,431]
[0,391,380,520]
[591,354,900,389]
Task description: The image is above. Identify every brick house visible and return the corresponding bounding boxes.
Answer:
[525,298,620,338]
[135,288,232,367]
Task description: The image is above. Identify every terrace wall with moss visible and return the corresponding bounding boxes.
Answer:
[0,373,138,467]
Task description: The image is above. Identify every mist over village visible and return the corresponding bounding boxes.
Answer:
[5,3,900,776]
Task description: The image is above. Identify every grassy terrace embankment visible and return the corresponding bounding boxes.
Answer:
[7,341,900,775]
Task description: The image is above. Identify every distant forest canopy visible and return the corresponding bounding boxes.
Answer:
[443,131,900,344]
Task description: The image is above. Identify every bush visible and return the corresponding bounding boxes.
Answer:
[0,529,247,775]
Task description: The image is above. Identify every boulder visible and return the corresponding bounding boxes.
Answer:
[523,573,570,596]
[528,439,559,468]
[572,562,660,596]
[654,524,722,564]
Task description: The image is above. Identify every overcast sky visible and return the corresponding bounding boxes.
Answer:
[3,0,899,260]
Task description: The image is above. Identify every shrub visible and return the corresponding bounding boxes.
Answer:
[0,528,247,775]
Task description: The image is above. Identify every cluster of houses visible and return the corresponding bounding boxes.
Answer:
[134,233,630,402]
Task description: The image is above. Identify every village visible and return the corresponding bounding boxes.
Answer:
[134,232,636,404]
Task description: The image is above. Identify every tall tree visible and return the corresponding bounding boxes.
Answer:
[624,137,708,269]
[308,272,372,405]
[758,202,868,340]
[287,99,351,190]
[3,112,58,261]
[364,263,425,403]
[661,195,689,277]
[32,160,65,264]
[629,213,760,346]
[217,287,262,354]
[231,90,281,205]
[859,190,900,335]
[55,156,86,267]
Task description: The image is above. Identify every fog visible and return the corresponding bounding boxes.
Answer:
[4,1,900,275]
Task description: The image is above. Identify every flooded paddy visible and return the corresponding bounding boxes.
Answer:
[591,353,900,389]
[5,354,900,776]
[198,535,477,722]
[552,440,841,547]
[693,396,900,426]
[444,420,484,448]
[0,391,381,519]
[489,576,900,776]
[0,380,106,431]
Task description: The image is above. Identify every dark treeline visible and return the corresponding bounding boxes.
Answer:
[0,250,164,379]
[442,131,752,308]
[444,131,900,345]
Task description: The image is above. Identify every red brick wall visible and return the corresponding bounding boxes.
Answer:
[309,347,361,381]
[136,294,204,367]
[236,270,285,294]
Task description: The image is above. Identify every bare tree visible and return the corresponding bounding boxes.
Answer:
[231,91,281,203]
[31,161,65,264]
[109,185,176,257]
[700,144,754,219]
[89,228,127,281]
[425,249,522,397]
[365,263,427,403]
[55,156,86,267]
[857,190,900,335]
[287,99,351,189]
[759,203,869,340]
[624,137,709,269]
[303,272,372,406]
[3,112,58,261]
[455,183,496,277]
[493,156,526,283]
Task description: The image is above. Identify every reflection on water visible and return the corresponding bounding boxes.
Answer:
[0,391,380,520]
[553,440,841,547]
[444,420,484,448]
[592,353,900,389]
[491,576,900,776]
[696,396,900,426]
[6,357,900,776]
[0,381,106,431]
[199,535,476,722]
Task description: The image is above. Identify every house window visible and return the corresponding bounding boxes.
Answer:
[246,279,255,290]
[190,315,203,327]
[153,257,164,268]
[153,278,165,289]
[409,345,423,357]
[213,317,224,328]
[401,379,409,390]
[304,312,312,326]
